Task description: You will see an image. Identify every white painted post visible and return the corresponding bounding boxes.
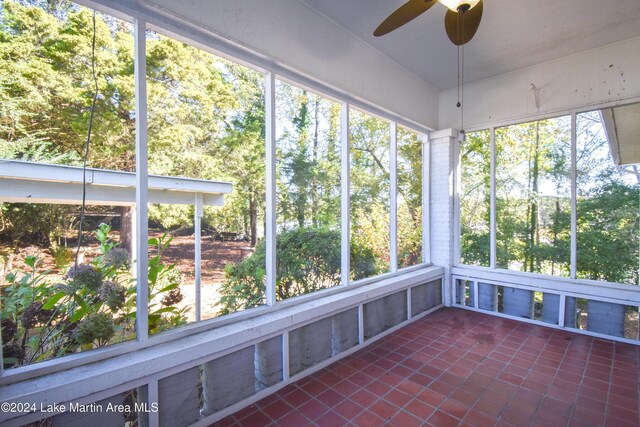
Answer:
[341,102,351,285]
[194,193,203,322]
[148,380,159,427]
[422,134,430,264]
[406,286,412,320]
[452,132,461,265]
[282,332,290,381]
[134,18,149,341]
[358,304,365,344]
[490,127,497,269]
[473,281,479,309]
[570,113,577,279]
[265,72,277,306]
[558,294,567,328]
[390,122,398,272]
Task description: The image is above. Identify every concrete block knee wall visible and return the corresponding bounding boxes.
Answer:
[31,277,442,427]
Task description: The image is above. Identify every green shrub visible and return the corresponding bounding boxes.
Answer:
[217,227,378,315]
[1,224,188,368]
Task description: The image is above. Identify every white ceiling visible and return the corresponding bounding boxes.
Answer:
[299,0,640,91]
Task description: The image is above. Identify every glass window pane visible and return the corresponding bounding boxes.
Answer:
[397,127,423,269]
[0,1,136,368]
[145,30,266,327]
[495,117,571,275]
[460,130,491,266]
[576,110,639,285]
[350,109,390,279]
[275,81,342,300]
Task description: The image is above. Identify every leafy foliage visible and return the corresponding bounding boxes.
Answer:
[1,224,187,368]
[460,113,639,285]
[217,228,378,314]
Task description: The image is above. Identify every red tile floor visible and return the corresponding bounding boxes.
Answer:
[211,308,640,427]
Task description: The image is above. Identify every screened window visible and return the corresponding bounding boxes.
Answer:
[274,81,342,300]
[349,109,391,279]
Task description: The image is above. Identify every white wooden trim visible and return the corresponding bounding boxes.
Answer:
[570,112,578,279]
[423,134,430,264]
[453,304,640,346]
[341,102,351,286]
[0,160,232,195]
[0,268,444,425]
[390,122,398,273]
[194,193,203,322]
[490,128,497,269]
[134,18,149,342]
[558,294,567,328]
[192,303,444,427]
[265,71,277,306]
[73,0,433,137]
[406,286,412,319]
[452,132,461,265]
[148,380,160,427]
[358,304,365,345]
[282,332,290,381]
[452,267,640,304]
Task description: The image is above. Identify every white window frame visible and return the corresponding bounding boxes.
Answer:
[0,0,433,381]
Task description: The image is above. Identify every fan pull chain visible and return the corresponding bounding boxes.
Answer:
[456,9,466,139]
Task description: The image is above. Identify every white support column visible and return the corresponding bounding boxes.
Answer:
[473,281,479,309]
[265,72,277,306]
[570,113,577,279]
[134,18,149,341]
[358,304,365,344]
[429,128,457,306]
[490,128,497,269]
[558,294,567,328]
[452,132,461,265]
[148,380,160,427]
[194,193,203,322]
[390,122,398,272]
[341,102,351,285]
[422,134,430,264]
[282,332,290,381]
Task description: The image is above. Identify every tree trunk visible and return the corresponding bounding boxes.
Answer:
[119,206,133,254]
[249,196,257,247]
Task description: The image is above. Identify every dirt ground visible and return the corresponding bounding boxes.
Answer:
[0,231,255,321]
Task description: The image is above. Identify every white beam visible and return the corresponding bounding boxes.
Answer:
[0,160,232,194]
[0,178,225,207]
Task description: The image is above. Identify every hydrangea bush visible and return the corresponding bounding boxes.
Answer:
[1,224,188,368]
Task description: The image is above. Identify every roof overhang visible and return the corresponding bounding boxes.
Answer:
[600,103,640,166]
[0,160,233,206]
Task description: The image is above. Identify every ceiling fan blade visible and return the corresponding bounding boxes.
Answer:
[374,0,438,37]
[444,0,483,45]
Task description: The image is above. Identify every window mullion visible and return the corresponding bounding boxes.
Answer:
[570,112,577,279]
[134,18,149,341]
[490,127,497,269]
[341,102,351,285]
[390,122,398,272]
[423,134,431,264]
[265,71,277,305]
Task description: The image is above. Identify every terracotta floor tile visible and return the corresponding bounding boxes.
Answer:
[334,399,364,421]
[388,410,423,427]
[428,410,462,427]
[213,309,640,427]
[352,411,386,427]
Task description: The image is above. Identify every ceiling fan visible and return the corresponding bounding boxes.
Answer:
[374,0,483,46]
